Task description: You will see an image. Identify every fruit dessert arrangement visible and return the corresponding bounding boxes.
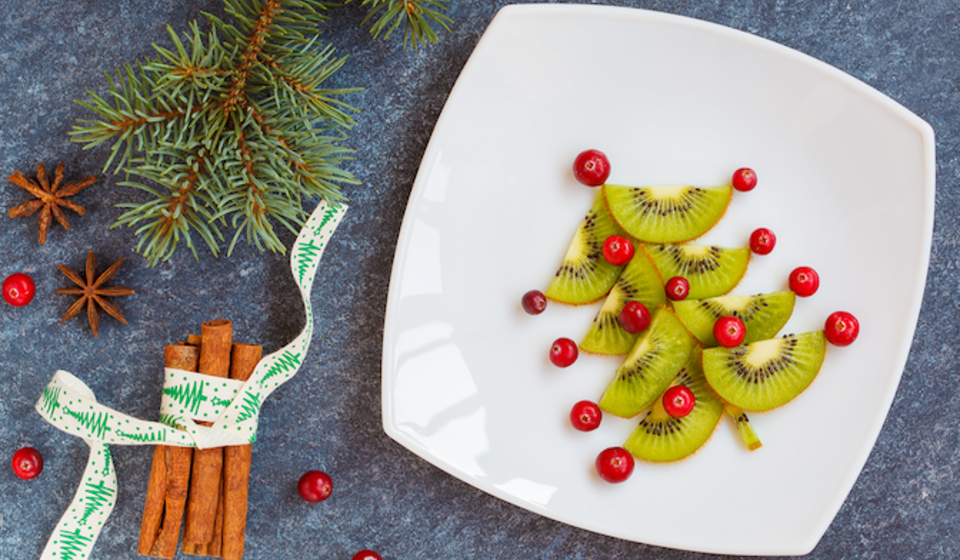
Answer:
[523,150,860,483]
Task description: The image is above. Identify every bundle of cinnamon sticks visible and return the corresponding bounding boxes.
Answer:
[138,319,261,559]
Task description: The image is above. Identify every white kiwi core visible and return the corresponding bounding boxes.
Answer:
[712,294,752,312]
[743,337,786,368]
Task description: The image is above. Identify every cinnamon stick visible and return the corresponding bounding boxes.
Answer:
[137,445,166,554]
[182,319,232,552]
[154,446,194,555]
[189,478,223,557]
[208,475,225,557]
[138,344,199,558]
[220,343,262,560]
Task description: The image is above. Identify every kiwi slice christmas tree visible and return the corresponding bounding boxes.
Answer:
[623,350,725,462]
[673,291,796,347]
[598,308,692,418]
[545,192,628,305]
[579,250,666,355]
[603,183,732,243]
[644,243,750,300]
[702,331,827,411]
[533,157,860,474]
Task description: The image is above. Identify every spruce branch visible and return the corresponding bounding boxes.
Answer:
[349,0,452,49]
[72,0,359,265]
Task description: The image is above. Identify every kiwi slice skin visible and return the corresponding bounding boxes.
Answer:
[598,308,693,418]
[604,183,732,244]
[624,349,725,462]
[643,243,750,300]
[673,291,796,347]
[702,331,827,412]
[580,250,667,355]
[545,192,627,305]
[724,404,763,451]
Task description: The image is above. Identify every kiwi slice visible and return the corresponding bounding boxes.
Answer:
[545,192,627,305]
[724,404,762,451]
[603,183,732,243]
[598,308,692,418]
[702,331,827,412]
[579,250,666,355]
[673,291,796,347]
[624,350,725,462]
[643,243,750,300]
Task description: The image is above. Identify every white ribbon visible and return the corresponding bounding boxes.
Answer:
[34,200,346,560]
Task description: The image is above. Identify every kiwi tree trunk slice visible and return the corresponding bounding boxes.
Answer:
[673,291,796,347]
[545,191,628,305]
[579,250,666,355]
[598,308,692,418]
[603,183,732,243]
[723,404,762,451]
[702,331,827,412]
[624,349,725,462]
[643,243,750,300]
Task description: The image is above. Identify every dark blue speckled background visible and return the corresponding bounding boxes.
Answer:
[1,1,958,559]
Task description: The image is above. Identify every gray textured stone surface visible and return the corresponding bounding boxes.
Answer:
[0,1,957,559]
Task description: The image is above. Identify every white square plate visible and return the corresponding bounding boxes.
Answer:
[381,4,935,555]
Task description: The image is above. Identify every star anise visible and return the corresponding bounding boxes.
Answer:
[56,251,135,338]
[7,162,97,244]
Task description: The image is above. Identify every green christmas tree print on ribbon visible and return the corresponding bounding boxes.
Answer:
[34,201,346,560]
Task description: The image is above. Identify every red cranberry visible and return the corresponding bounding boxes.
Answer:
[12,447,43,480]
[3,273,35,307]
[825,311,859,346]
[298,470,333,502]
[352,551,383,560]
[602,235,635,266]
[732,168,758,192]
[714,316,746,348]
[749,228,776,255]
[573,149,611,187]
[619,301,651,334]
[665,276,690,301]
[595,447,634,483]
[662,385,696,418]
[789,266,820,297]
[521,290,547,315]
[549,338,578,368]
[570,400,602,431]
